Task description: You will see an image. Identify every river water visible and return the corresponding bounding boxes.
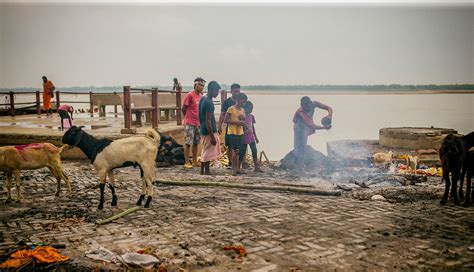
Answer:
[4,91,473,160]
[248,93,473,159]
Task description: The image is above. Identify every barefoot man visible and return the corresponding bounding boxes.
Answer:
[199,81,222,175]
[42,76,55,117]
[293,96,333,171]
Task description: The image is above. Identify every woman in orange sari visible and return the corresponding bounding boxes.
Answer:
[42,76,55,116]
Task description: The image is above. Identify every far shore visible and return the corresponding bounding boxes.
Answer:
[2,89,473,96]
[244,89,474,95]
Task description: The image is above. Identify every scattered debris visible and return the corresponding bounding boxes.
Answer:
[95,206,141,225]
[121,252,159,269]
[46,217,85,230]
[397,165,442,177]
[15,240,66,249]
[85,246,120,263]
[223,246,247,259]
[200,144,268,169]
[178,242,189,250]
[136,247,154,255]
[336,184,353,191]
[354,180,370,188]
[371,195,386,201]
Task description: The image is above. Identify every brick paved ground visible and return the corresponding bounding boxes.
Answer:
[1,161,473,271]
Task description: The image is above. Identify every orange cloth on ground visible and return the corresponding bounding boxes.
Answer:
[31,246,69,263]
[0,246,69,268]
[0,256,31,269]
[0,249,32,268]
[43,80,54,110]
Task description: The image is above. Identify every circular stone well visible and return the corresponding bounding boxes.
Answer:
[379,127,457,150]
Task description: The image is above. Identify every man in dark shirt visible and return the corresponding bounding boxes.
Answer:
[218,83,241,168]
[199,81,222,175]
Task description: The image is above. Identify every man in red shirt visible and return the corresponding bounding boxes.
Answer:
[182,77,205,169]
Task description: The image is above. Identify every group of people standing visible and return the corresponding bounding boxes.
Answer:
[42,75,333,173]
[180,78,262,176]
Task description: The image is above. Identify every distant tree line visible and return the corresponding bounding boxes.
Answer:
[242,84,474,91]
[1,84,473,93]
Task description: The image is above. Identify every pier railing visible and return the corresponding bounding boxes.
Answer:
[123,87,170,129]
[0,90,101,117]
[0,88,228,130]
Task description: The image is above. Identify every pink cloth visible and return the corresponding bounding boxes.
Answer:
[183,91,202,126]
[58,104,73,112]
[243,114,256,144]
[201,133,221,162]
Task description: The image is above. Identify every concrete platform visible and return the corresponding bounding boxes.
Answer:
[327,127,465,166]
[0,113,184,159]
[379,127,457,150]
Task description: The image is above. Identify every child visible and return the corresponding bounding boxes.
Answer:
[224,93,248,176]
[57,104,74,131]
[239,101,263,173]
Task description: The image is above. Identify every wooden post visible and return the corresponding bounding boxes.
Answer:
[151,88,158,129]
[9,91,15,117]
[36,91,41,115]
[123,86,132,129]
[221,90,227,104]
[176,89,182,125]
[89,91,94,117]
[113,91,118,117]
[55,90,60,109]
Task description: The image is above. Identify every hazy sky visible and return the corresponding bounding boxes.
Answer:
[0,3,472,88]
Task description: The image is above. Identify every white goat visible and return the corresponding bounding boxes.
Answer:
[62,126,160,209]
[0,143,71,203]
[373,150,393,165]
